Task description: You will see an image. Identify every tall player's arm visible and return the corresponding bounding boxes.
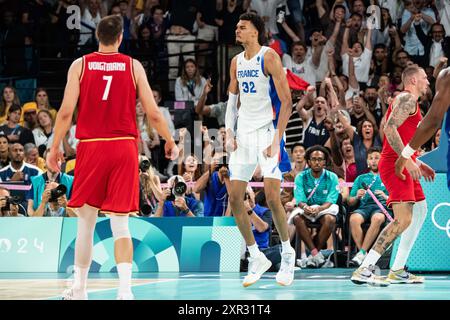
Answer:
[133,59,178,160]
[265,48,293,145]
[383,92,418,156]
[225,56,239,151]
[47,58,82,172]
[406,69,450,150]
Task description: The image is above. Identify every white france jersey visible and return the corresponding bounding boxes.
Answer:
[236,46,275,133]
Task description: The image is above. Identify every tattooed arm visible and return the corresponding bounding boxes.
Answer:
[383,93,417,155]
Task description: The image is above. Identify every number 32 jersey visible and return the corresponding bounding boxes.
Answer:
[77,52,138,140]
[236,46,281,134]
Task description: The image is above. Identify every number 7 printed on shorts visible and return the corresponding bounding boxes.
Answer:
[102,75,113,101]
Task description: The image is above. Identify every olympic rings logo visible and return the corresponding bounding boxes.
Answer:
[431,203,450,238]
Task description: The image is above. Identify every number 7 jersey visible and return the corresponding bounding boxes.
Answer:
[76,52,138,140]
[236,46,279,134]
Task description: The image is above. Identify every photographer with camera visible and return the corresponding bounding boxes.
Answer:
[154,175,203,217]
[31,181,74,217]
[192,151,230,216]
[26,166,74,216]
[0,187,23,217]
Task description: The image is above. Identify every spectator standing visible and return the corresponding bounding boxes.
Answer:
[414,22,450,68]
[400,0,436,65]
[298,94,330,149]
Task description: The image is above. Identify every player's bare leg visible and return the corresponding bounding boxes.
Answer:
[388,200,427,284]
[351,203,413,286]
[264,178,295,286]
[229,179,271,287]
[63,204,97,300]
[110,214,134,299]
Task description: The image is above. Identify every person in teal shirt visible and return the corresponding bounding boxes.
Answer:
[348,147,393,266]
[288,145,340,268]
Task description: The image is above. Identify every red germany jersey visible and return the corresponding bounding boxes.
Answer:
[77,51,138,140]
[381,92,422,161]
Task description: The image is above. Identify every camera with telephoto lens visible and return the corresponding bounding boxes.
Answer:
[214,155,228,171]
[2,196,20,212]
[49,185,67,203]
[139,159,151,172]
[166,176,187,201]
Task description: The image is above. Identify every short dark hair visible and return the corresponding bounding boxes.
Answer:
[365,85,378,92]
[8,104,21,114]
[367,146,381,158]
[431,22,445,34]
[310,26,323,35]
[151,5,163,16]
[291,142,305,153]
[291,41,307,51]
[0,134,9,143]
[374,43,387,51]
[334,4,346,13]
[305,145,331,164]
[239,13,266,45]
[151,84,163,98]
[96,15,123,46]
[350,12,363,20]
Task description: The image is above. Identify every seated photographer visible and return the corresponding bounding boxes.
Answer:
[287,145,340,268]
[193,152,230,217]
[246,187,282,272]
[347,147,391,267]
[154,175,203,217]
[139,157,164,216]
[26,167,73,215]
[31,181,75,217]
[0,187,24,217]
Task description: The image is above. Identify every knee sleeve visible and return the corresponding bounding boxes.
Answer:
[413,200,427,220]
[110,215,131,241]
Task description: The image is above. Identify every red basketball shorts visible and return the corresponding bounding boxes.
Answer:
[378,156,425,208]
[68,137,139,215]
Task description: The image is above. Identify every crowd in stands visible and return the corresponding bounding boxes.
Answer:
[0,0,448,269]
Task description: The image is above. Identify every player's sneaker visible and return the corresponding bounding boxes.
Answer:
[388,268,425,284]
[350,266,390,287]
[117,292,135,300]
[349,251,366,267]
[306,252,325,268]
[242,252,272,287]
[276,248,296,286]
[62,287,88,300]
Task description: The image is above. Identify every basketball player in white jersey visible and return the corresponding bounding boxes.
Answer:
[225,13,296,287]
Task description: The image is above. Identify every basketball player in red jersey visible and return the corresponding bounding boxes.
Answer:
[351,66,435,286]
[47,15,178,300]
